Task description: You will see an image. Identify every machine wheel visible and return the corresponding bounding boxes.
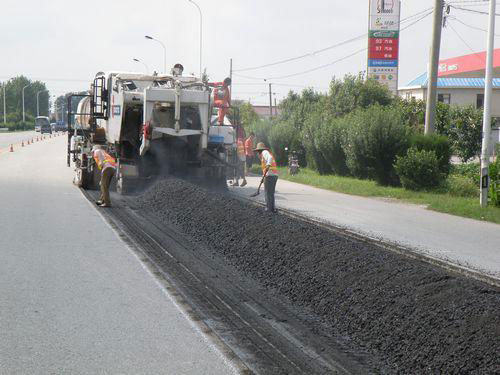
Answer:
[81,169,94,189]
[74,168,93,189]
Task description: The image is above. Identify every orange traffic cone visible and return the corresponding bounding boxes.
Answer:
[9,144,13,152]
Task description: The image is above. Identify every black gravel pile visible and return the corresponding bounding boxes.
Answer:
[135,178,500,373]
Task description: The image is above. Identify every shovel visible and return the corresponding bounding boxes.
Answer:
[250,171,267,197]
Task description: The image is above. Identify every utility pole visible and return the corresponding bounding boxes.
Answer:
[269,83,272,119]
[480,0,496,208]
[424,0,444,135]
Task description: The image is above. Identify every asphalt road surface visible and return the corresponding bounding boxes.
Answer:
[0,130,39,150]
[0,136,236,374]
[230,175,500,279]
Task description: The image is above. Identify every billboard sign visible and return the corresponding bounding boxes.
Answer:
[367,0,401,94]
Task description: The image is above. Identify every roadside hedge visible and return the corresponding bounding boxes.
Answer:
[395,148,442,190]
[410,133,452,176]
[344,105,410,185]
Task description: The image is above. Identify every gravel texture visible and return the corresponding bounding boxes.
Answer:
[135,178,500,374]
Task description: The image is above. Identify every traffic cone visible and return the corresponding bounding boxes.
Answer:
[9,144,13,152]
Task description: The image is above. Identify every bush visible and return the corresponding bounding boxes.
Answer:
[248,119,273,150]
[449,106,483,162]
[302,111,332,174]
[395,148,442,190]
[489,159,500,206]
[445,175,478,197]
[343,105,410,185]
[268,120,301,166]
[451,162,480,185]
[326,74,393,118]
[410,133,452,176]
[316,116,350,176]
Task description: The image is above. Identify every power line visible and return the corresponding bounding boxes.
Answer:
[447,22,486,62]
[450,17,500,36]
[450,4,500,15]
[234,9,433,82]
[233,7,433,73]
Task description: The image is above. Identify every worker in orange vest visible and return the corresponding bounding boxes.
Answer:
[233,138,247,187]
[244,132,255,174]
[92,145,117,208]
[254,142,278,213]
[208,78,231,125]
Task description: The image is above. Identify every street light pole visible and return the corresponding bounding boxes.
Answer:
[145,35,166,74]
[2,83,6,124]
[188,0,203,78]
[22,83,32,123]
[133,58,150,74]
[36,90,49,117]
[480,0,497,208]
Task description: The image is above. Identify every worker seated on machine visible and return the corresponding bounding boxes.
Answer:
[171,63,184,77]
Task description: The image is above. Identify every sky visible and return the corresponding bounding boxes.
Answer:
[0,0,496,106]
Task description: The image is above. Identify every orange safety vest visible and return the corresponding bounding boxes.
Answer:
[237,139,245,158]
[94,150,117,171]
[261,150,278,176]
[244,137,254,157]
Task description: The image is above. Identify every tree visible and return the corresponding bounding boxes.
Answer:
[325,73,393,118]
[0,76,49,124]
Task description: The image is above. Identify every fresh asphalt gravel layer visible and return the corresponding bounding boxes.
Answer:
[134,177,499,374]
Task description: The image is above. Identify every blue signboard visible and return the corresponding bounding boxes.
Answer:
[368,59,398,67]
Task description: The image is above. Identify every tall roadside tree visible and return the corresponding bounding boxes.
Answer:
[1,76,49,123]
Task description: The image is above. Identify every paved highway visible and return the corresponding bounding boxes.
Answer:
[0,130,39,150]
[232,176,500,278]
[0,136,236,374]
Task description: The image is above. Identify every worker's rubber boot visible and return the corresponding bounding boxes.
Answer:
[240,180,247,187]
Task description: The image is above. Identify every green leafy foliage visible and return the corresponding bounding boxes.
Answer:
[395,148,442,190]
[325,73,393,118]
[344,105,410,185]
[1,76,49,127]
[448,106,483,162]
[301,109,331,174]
[445,175,478,197]
[451,162,480,185]
[489,159,500,206]
[410,133,452,176]
[268,120,301,166]
[248,119,273,150]
[316,116,350,176]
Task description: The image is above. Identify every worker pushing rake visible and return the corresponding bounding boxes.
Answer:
[251,142,278,213]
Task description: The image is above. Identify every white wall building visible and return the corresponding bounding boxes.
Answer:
[398,74,500,151]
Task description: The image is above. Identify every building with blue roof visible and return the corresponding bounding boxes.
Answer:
[398,73,500,121]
